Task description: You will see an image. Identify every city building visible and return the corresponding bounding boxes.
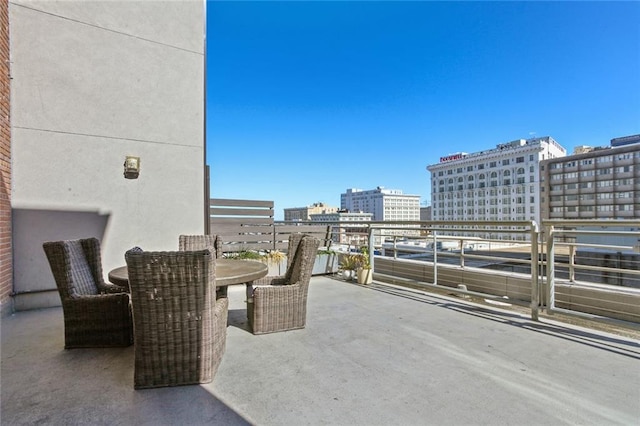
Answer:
[427,136,567,241]
[310,210,373,245]
[341,187,421,241]
[340,187,421,221]
[540,134,640,221]
[420,206,432,221]
[284,202,338,221]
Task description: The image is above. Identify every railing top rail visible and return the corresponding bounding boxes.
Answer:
[543,219,640,227]
[276,219,538,228]
[555,230,640,237]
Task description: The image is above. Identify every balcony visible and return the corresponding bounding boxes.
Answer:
[2,276,639,425]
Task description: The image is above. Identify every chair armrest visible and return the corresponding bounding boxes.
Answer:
[246,277,288,301]
[250,275,287,287]
[99,282,129,294]
[72,293,130,304]
[249,281,301,302]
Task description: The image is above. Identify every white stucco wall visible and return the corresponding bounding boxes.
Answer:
[10,0,206,309]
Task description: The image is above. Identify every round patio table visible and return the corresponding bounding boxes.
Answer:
[108,259,268,296]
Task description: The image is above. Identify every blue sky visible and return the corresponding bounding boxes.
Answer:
[206,1,640,219]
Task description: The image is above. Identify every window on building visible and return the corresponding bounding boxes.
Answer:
[617,178,633,186]
[502,159,510,166]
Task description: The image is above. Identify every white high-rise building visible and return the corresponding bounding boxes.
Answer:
[340,187,421,221]
[427,136,567,241]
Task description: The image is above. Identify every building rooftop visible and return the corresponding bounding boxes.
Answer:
[2,276,639,425]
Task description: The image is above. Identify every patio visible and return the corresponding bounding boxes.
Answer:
[2,276,639,425]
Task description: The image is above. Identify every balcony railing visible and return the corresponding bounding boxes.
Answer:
[209,202,640,328]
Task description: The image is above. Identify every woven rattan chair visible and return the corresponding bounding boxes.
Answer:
[179,234,226,298]
[125,247,228,389]
[179,234,223,258]
[42,238,133,349]
[246,233,304,288]
[247,235,320,334]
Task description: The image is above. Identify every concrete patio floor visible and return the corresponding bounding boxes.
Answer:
[2,276,639,425]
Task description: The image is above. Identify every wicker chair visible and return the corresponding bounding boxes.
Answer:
[247,235,320,334]
[179,234,223,258]
[245,232,304,290]
[42,238,133,349]
[179,234,226,298]
[125,247,228,389]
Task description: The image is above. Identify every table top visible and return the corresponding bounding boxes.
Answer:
[108,258,268,288]
[216,259,269,286]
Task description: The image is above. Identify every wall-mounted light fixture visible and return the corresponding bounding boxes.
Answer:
[124,156,140,179]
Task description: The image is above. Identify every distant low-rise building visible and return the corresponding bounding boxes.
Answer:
[310,210,373,245]
[284,202,338,221]
[420,206,431,221]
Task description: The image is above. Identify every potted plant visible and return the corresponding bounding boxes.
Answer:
[227,250,286,276]
[355,247,373,285]
[339,254,359,281]
[262,250,287,275]
[313,249,340,275]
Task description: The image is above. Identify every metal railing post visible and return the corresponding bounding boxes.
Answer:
[569,244,576,282]
[530,223,539,321]
[368,226,375,272]
[546,225,555,315]
[433,230,438,285]
[393,236,398,259]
